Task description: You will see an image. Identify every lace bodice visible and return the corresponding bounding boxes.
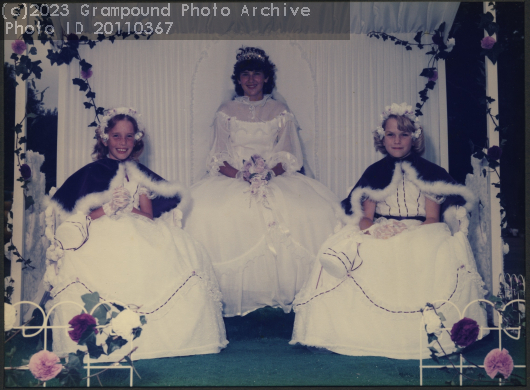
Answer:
[207,95,304,175]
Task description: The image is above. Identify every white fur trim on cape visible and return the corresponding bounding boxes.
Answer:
[46,161,191,221]
[346,161,476,229]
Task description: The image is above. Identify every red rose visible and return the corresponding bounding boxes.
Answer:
[450,317,480,347]
[68,313,98,342]
[487,145,502,161]
[19,164,32,180]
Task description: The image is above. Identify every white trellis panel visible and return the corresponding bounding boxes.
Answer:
[4,300,137,387]
[419,298,526,386]
[483,3,503,307]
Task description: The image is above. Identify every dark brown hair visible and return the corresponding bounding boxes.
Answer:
[231,47,276,96]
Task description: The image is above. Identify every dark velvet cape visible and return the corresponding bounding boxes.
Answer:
[341,152,467,216]
[51,158,181,219]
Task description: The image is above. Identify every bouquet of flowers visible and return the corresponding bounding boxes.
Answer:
[240,155,274,204]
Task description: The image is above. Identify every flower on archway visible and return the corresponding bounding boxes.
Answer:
[11,40,27,55]
[481,36,496,50]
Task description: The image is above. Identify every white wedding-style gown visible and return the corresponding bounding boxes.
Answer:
[290,170,489,359]
[46,170,228,362]
[184,95,340,316]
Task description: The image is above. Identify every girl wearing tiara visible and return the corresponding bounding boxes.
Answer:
[46,108,227,361]
[290,103,488,359]
[185,47,340,317]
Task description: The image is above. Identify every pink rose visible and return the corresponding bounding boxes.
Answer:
[450,317,480,347]
[68,313,98,342]
[11,40,27,55]
[28,350,63,382]
[80,68,93,79]
[484,348,514,379]
[481,36,496,50]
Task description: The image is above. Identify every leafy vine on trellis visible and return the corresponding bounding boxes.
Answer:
[367,2,507,230]
[367,22,454,117]
[7,7,152,270]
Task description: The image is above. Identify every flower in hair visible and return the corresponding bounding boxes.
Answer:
[375,126,385,140]
[374,102,422,140]
[95,107,145,141]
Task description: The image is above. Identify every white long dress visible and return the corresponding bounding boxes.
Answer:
[184,95,340,316]
[290,159,489,359]
[46,162,228,361]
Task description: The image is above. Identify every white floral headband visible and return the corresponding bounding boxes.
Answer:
[374,102,422,140]
[95,107,145,141]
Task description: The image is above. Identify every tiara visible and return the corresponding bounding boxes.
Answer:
[236,47,266,63]
[95,107,145,141]
[374,102,422,140]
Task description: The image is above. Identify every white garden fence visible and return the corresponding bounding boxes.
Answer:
[419,298,526,386]
[4,299,138,387]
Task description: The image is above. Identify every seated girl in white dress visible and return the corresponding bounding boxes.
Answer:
[184,48,340,317]
[45,108,227,361]
[290,103,488,359]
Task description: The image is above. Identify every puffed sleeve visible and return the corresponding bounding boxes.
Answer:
[268,110,304,175]
[206,110,233,176]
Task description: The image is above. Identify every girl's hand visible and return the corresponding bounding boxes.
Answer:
[89,207,105,220]
[102,186,132,217]
[112,186,132,208]
[271,163,285,177]
[219,161,240,178]
[131,207,153,220]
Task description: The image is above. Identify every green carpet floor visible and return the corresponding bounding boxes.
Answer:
[4,307,527,387]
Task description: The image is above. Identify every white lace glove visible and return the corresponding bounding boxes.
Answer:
[102,186,133,218]
[372,219,408,239]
